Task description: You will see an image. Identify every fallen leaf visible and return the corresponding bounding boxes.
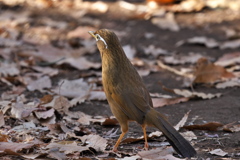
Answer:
[59,57,101,70]
[34,108,55,120]
[162,85,221,99]
[157,60,193,78]
[0,62,20,77]
[194,58,235,84]
[32,66,59,76]
[183,122,224,131]
[220,39,240,49]
[180,131,197,141]
[163,52,203,65]
[209,149,228,156]
[215,78,240,88]
[80,135,107,152]
[215,52,240,67]
[175,111,190,131]
[123,45,136,60]
[0,142,35,152]
[0,111,5,127]
[40,95,54,104]
[53,78,91,98]
[152,97,189,108]
[223,122,240,132]
[138,147,177,159]
[48,148,66,160]
[27,76,52,91]
[176,36,219,48]
[88,91,106,101]
[144,45,168,57]
[46,141,89,154]
[151,12,180,32]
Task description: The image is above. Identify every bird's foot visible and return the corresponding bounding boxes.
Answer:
[144,142,149,150]
[113,146,118,152]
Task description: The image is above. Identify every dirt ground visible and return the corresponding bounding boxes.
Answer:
[0,0,240,159]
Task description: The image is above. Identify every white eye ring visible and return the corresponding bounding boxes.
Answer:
[95,34,108,49]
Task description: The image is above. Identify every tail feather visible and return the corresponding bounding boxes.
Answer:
[146,109,196,158]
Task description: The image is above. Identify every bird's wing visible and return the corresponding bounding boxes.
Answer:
[110,85,153,124]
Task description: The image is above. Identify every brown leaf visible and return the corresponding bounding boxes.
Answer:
[53,78,91,99]
[194,57,235,84]
[183,122,224,131]
[223,122,240,132]
[80,135,107,152]
[34,108,55,119]
[162,85,221,99]
[40,95,54,104]
[215,52,240,67]
[27,76,52,91]
[0,111,5,127]
[0,62,20,77]
[101,118,118,126]
[138,147,178,160]
[163,52,203,65]
[152,97,189,108]
[46,141,89,154]
[176,36,219,48]
[151,12,180,32]
[0,142,35,152]
[59,57,101,70]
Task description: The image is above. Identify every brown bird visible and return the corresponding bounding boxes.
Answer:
[89,29,196,158]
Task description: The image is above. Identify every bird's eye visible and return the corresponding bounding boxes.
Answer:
[96,34,101,40]
[95,34,108,49]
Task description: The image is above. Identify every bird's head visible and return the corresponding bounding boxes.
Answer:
[88,29,121,52]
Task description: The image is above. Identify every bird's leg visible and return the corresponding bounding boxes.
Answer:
[142,124,149,150]
[113,124,128,152]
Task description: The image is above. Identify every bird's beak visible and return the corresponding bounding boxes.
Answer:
[88,31,97,41]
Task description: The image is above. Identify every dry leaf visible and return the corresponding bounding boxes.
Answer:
[32,66,59,76]
[209,149,228,156]
[34,108,55,120]
[180,131,197,141]
[123,45,136,60]
[53,78,91,98]
[220,39,240,49]
[215,78,240,88]
[138,147,177,160]
[88,91,106,101]
[151,12,180,32]
[0,111,5,127]
[183,122,224,131]
[80,135,107,152]
[59,57,101,70]
[157,60,193,78]
[163,52,203,65]
[152,97,189,108]
[144,45,168,57]
[27,76,52,91]
[174,111,190,131]
[0,62,20,77]
[176,36,219,48]
[0,142,35,152]
[46,141,89,154]
[40,95,54,104]
[162,85,221,99]
[194,58,235,84]
[215,52,240,67]
[223,122,240,132]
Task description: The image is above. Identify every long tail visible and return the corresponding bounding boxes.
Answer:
[145,108,196,158]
